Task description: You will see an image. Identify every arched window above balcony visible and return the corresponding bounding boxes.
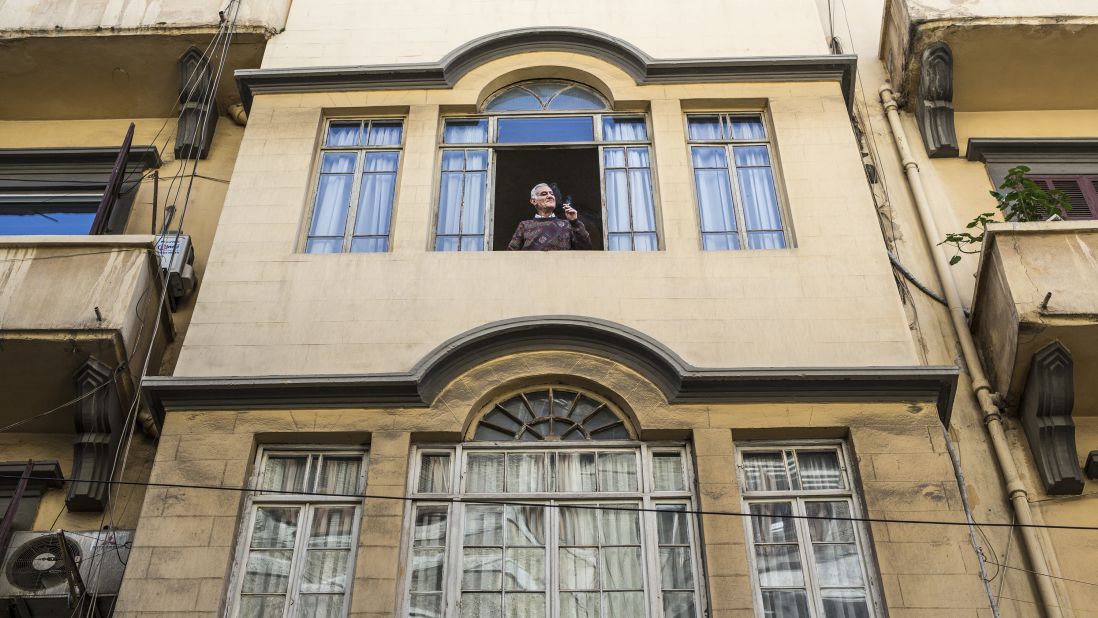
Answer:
[473,387,632,441]
[483,80,608,112]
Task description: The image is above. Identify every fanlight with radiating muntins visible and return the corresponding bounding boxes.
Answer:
[483,80,608,112]
[474,388,631,441]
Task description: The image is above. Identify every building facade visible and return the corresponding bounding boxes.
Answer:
[2,0,1096,617]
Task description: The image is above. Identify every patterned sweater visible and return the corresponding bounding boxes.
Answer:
[507,216,593,251]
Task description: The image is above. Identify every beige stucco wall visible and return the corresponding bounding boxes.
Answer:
[0,0,290,34]
[175,51,917,377]
[117,351,988,617]
[260,0,830,70]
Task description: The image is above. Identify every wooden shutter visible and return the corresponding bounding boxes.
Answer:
[1027,175,1098,220]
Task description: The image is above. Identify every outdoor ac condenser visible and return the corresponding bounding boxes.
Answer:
[155,233,198,310]
[0,529,132,599]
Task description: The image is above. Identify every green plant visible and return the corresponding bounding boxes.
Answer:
[941,165,1072,264]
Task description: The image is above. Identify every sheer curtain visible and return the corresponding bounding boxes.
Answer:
[734,146,784,249]
[797,451,843,490]
[597,453,638,492]
[317,458,361,495]
[466,454,504,493]
[417,453,451,493]
[557,452,596,492]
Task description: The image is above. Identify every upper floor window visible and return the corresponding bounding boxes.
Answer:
[738,442,879,618]
[231,447,368,617]
[434,80,658,252]
[305,119,404,253]
[1027,175,1098,219]
[687,113,789,250]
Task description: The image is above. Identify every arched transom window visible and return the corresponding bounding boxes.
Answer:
[474,387,631,441]
[483,80,608,112]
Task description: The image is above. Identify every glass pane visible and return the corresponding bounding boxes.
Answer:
[466,149,489,170]
[702,233,741,250]
[486,87,544,112]
[461,592,502,618]
[466,454,505,493]
[797,451,844,490]
[822,590,871,618]
[442,150,467,171]
[445,119,489,144]
[368,120,403,145]
[259,457,308,493]
[730,116,766,140]
[462,171,487,236]
[814,544,864,587]
[602,117,647,141]
[549,86,607,111]
[463,547,504,590]
[251,507,299,548]
[301,548,349,593]
[306,238,342,253]
[320,151,356,173]
[464,505,504,546]
[734,145,771,167]
[761,590,810,618]
[461,236,485,251]
[505,505,545,546]
[607,234,631,251]
[691,145,727,169]
[604,168,629,234]
[350,237,387,252]
[507,453,545,493]
[632,233,658,252]
[0,205,97,235]
[687,116,722,140]
[598,453,638,492]
[503,548,545,591]
[653,452,686,491]
[316,458,361,495]
[505,592,546,617]
[560,592,600,618]
[742,452,789,492]
[657,506,690,545]
[659,547,694,589]
[626,147,649,168]
[409,593,443,618]
[663,591,696,618]
[601,546,643,589]
[326,121,361,146]
[435,236,460,252]
[749,502,798,544]
[525,391,551,419]
[437,171,465,236]
[807,501,855,543]
[310,173,352,237]
[497,117,594,143]
[695,167,736,233]
[415,506,448,547]
[419,454,452,493]
[559,506,598,546]
[747,231,786,249]
[738,167,782,232]
[355,159,398,236]
[628,167,656,232]
[603,147,626,168]
[411,547,446,591]
[238,596,286,617]
[557,452,597,492]
[604,591,644,618]
[242,550,293,593]
[298,594,343,617]
[309,506,354,549]
[755,544,804,587]
[559,547,599,590]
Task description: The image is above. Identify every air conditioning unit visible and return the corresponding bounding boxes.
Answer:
[155,233,198,311]
[0,530,133,599]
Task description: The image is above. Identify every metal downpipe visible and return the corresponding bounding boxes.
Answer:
[877,83,1062,618]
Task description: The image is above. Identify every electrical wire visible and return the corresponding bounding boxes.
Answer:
[0,368,122,433]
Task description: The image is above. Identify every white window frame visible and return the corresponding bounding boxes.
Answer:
[685,112,792,250]
[399,442,707,618]
[431,111,661,252]
[736,440,883,618]
[302,117,405,253]
[227,446,369,618]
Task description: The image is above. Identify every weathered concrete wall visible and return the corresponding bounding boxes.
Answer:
[0,0,291,35]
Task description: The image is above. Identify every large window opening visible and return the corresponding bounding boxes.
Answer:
[434,80,659,252]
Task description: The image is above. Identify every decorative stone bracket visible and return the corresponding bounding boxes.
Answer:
[175,47,218,160]
[916,42,958,158]
[1019,341,1084,495]
[67,357,124,511]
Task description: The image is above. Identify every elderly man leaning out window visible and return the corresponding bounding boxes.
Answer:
[507,182,593,251]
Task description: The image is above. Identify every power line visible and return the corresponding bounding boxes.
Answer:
[0,368,122,433]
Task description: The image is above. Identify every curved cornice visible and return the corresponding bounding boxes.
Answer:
[235,27,857,110]
[143,316,959,425]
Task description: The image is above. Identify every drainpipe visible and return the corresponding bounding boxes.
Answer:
[877,84,1061,618]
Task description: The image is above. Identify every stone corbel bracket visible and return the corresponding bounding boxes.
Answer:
[67,357,124,511]
[916,42,958,158]
[1019,341,1084,495]
[175,47,218,160]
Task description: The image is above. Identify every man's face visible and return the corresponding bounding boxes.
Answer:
[530,184,556,214]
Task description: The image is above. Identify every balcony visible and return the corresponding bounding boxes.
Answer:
[970,221,1098,493]
[0,236,172,510]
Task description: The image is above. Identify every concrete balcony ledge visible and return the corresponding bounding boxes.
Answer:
[0,234,156,249]
[970,220,1098,414]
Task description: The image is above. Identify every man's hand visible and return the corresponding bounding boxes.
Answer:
[563,204,578,221]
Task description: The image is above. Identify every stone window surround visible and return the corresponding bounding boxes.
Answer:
[966,138,1098,190]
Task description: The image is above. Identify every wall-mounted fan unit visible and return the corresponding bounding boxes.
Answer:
[0,530,132,599]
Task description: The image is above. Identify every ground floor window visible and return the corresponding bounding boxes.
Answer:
[404,444,702,618]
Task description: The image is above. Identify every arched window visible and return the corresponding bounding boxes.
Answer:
[474,387,631,441]
[483,80,608,112]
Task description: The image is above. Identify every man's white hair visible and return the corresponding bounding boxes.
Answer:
[530,183,552,199]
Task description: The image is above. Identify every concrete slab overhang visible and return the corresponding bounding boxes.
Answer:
[143,317,959,425]
[0,236,174,433]
[234,27,858,112]
[970,221,1098,415]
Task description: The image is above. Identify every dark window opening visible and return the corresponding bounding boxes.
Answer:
[492,147,603,251]
[1027,174,1098,220]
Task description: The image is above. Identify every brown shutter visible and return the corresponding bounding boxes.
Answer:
[89,122,135,235]
[1027,175,1098,220]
